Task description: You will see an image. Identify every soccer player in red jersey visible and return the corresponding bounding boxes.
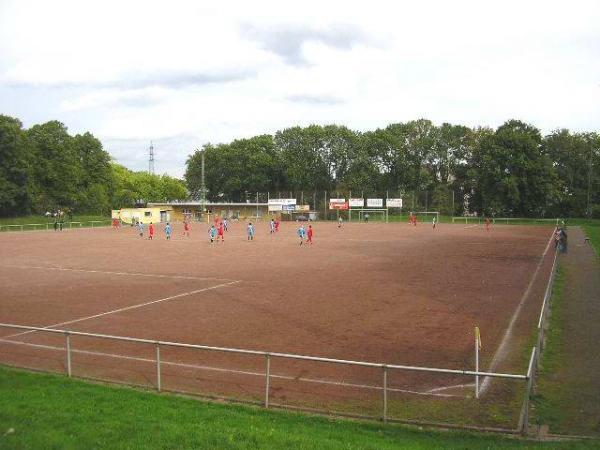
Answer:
[307,224,314,244]
[216,221,225,242]
[148,222,155,240]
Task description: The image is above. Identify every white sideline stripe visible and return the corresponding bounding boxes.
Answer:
[479,230,555,396]
[427,383,475,393]
[3,281,240,340]
[0,265,234,283]
[463,224,480,229]
[0,338,459,398]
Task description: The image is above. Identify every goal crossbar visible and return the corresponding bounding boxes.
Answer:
[350,208,389,223]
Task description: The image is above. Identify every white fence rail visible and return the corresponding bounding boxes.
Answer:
[0,322,529,426]
[451,217,559,225]
[0,220,111,232]
[516,247,560,434]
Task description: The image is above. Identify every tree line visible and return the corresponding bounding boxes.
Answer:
[2,114,598,218]
[0,115,186,217]
[185,119,600,218]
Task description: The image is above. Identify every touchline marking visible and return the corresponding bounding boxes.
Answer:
[427,383,475,393]
[0,338,459,398]
[2,281,240,340]
[463,224,480,229]
[1,265,235,283]
[478,230,555,396]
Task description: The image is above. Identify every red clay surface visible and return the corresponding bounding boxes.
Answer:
[0,220,555,419]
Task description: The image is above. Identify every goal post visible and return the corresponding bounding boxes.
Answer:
[411,211,440,223]
[350,208,389,223]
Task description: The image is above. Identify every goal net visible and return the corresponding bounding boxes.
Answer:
[350,209,388,223]
[411,211,440,223]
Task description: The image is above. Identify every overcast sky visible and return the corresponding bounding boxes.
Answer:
[1,0,599,178]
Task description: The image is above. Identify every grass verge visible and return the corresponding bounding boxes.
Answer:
[0,365,597,449]
[583,224,600,257]
[533,224,600,436]
[531,268,568,432]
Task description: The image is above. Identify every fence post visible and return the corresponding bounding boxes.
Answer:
[521,374,532,435]
[65,332,72,377]
[475,334,479,399]
[382,365,388,422]
[264,353,271,408]
[539,309,545,353]
[156,342,161,392]
[519,347,537,435]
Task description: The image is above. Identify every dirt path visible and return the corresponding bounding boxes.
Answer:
[539,226,600,435]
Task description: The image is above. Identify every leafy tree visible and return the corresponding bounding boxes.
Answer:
[0,115,32,216]
[470,120,560,216]
[27,121,81,213]
[2,113,597,219]
[73,132,112,214]
[544,130,600,217]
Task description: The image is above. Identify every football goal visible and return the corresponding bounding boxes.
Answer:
[349,208,389,223]
[411,211,440,223]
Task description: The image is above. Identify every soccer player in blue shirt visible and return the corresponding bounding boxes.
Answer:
[297,224,306,245]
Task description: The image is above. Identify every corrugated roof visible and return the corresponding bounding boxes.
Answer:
[148,202,269,207]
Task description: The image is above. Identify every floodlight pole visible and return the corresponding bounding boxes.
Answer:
[349,190,352,222]
[452,190,455,217]
[148,141,155,175]
[587,142,594,218]
[197,148,208,216]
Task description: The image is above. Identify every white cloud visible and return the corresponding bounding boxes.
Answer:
[1,0,599,178]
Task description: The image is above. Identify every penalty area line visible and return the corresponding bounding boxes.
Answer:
[0,264,235,283]
[2,280,241,340]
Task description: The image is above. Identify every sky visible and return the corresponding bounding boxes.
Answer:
[1,0,599,178]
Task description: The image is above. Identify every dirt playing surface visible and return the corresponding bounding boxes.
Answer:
[0,221,555,422]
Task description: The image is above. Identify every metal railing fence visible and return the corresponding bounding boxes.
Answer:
[516,247,560,435]
[451,217,560,225]
[0,220,112,232]
[0,322,529,427]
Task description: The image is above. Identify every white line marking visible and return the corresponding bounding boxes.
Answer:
[464,224,480,229]
[2,281,240,340]
[427,383,475,393]
[479,230,555,396]
[0,338,459,398]
[0,265,234,283]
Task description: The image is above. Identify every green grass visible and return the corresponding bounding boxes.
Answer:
[533,228,600,436]
[531,268,567,432]
[331,215,600,226]
[0,366,597,449]
[583,224,600,257]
